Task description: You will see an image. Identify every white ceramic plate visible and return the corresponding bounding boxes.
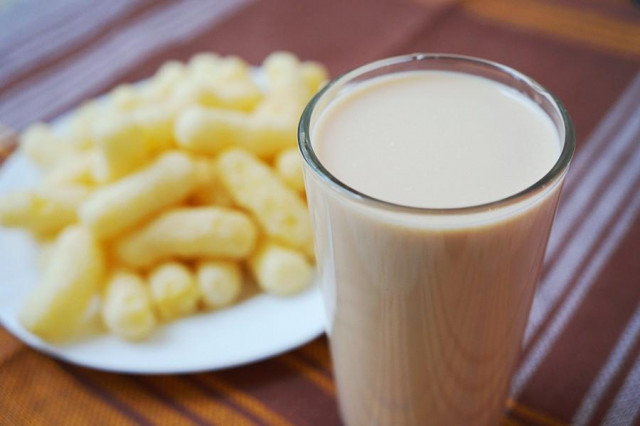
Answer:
[0,111,325,374]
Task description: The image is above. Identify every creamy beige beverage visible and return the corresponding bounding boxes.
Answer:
[313,72,560,208]
[301,61,572,426]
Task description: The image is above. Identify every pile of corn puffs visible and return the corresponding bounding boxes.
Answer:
[0,52,327,342]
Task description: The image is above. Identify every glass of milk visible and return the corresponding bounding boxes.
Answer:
[298,54,574,426]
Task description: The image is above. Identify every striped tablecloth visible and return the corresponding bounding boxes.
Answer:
[1,0,639,424]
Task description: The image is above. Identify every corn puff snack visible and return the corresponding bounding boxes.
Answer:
[275,148,305,193]
[19,226,105,341]
[0,184,90,237]
[172,79,262,112]
[5,51,325,343]
[249,241,313,296]
[102,270,157,341]
[255,52,328,121]
[175,106,295,159]
[92,113,150,182]
[196,261,243,309]
[114,206,257,268]
[20,123,74,171]
[130,102,180,153]
[189,158,234,207]
[80,151,197,239]
[149,262,199,320]
[62,101,99,151]
[43,151,96,186]
[217,149,314,257]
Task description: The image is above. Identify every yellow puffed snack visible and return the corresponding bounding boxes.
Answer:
[63,101,99,151]
[189,158,234,207]
[131,103,179,153]
[101,270,157,341]
[149,262,199,320]
[253,59,305,122]
[217,149,314,257]
[248,241,313,296]
[171,79,261,112]
[254,55,326,123]
[114,206,257,268]
[196,261,242,309]
[92,113,150,182]
[80,151,197,239]
[188,54,248,84]
[109,63,185,112]
[19,226,105,341]
[275,148,305,193]
[188,52,221,77]
[0,184,90,237]
[263,52,305,93]
[175,107,295,159]
[20,123,73,171]
[148,60,186,98]
[110,84,140,110]
[44,151,96,186]
[300,62,329,94]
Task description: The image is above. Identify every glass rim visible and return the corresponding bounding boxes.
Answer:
[297,53,576,216]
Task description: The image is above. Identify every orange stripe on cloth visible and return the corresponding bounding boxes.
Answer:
[500,416,525,426]
[0,328,23,364]
[463,0,640,57]
[297,338,332,372]
[295,338,563,425]
[0,351,136,425]
[191,374,295,426]
[71,368,194,425]
[506,398,567,426]
[293,339,565,426]
[279,354,336,396]
[140,375,256,425]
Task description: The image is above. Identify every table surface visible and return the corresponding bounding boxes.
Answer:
[1,0,640,425]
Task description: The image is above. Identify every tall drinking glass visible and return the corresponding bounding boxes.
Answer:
[298,54,574,426]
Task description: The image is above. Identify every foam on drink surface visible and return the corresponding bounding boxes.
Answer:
[312,71,560,208]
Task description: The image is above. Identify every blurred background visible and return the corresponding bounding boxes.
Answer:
[1,1,639,425]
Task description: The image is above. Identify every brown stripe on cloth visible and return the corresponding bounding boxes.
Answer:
[0,124,17,165]
[522,74,640,350]
[185,374,294,426]
[114,0,442,82]
[279,353,335,396]
[0,328,23,365]
[0,0,253,129]
[525,103,640,353]
[511,88,640,394]
[506,398,567,426]
[407,1,639,141]
[67,367,200,425]
[137,374,256,425]
[517,219,640,423]
[462,0,640,58]
[598,353,640,425]
[296,337,333,372]
[0,351,136,425]
[579,312,640,425]
[59,365,152,425]
[200,357,341,426]
[1,0,172,91]
[546,0,640,19]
